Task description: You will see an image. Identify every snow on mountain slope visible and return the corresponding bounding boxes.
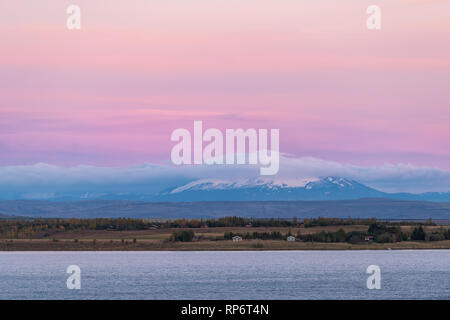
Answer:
[169,177,320,194]
[169,177,362,193]
[162,176,387,201]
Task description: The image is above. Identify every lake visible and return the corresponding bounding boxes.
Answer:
[0,250,449,299]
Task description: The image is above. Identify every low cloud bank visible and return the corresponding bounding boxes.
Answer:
[1,156,450,199]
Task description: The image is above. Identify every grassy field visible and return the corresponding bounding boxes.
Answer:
[1,238,450,251]
[1,225,449,251]
[16,224,448,240]
[28,225,370,240]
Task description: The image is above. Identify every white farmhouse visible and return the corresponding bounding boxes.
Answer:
[232,236,243,242]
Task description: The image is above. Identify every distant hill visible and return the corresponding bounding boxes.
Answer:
[157,176,387,201]
[0,198,449,219]
[155,176,450,202]
[0,212,24,219]
[4,176,450,202]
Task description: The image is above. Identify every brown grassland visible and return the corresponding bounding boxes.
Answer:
[1,225,449,251]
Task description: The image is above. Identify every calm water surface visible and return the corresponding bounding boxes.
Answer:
[0,250,449,299]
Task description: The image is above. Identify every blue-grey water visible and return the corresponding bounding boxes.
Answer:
[0,250,449,300]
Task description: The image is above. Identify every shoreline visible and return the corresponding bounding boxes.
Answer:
[1,239,450,251]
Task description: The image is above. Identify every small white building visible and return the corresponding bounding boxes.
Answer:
[232,236,243,242]
[287,236,296,242]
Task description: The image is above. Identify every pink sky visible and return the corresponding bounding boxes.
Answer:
[1,0,450,168]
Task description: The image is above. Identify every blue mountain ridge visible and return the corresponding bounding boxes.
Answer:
[4,176,450,202]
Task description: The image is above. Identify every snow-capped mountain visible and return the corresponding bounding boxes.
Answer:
[4,176,450,202]
[168,177,320,193]
[158,176,387,201]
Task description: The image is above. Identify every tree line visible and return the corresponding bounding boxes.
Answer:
[0,216,444,240]
[222,223,450,243]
